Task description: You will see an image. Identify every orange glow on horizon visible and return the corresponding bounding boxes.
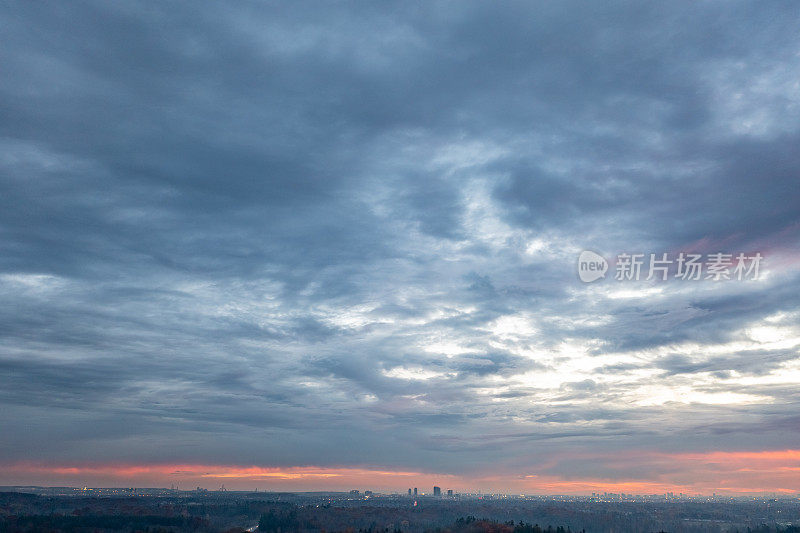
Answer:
[3,448,799,495]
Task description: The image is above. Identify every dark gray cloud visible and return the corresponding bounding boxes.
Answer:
[1,0,799,486]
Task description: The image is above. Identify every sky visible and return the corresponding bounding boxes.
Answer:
[1,1,800,495]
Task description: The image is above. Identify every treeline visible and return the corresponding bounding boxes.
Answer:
[742,526,800,533]
[258,510,298,532]
[427,516,585,533]
[256,513,585,533]
[0,513,209,532]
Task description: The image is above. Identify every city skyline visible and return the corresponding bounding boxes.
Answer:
[2,484,796,500]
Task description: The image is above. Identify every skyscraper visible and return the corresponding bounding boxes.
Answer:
[408,488,412,496]
[433,486,441,496]
[413,487,417,496]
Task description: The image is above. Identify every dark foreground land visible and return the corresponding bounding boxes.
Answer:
[1,490,799,533]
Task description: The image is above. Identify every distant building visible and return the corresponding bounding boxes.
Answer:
[364,491,373,496]
[447,489,453,496]
[433,486,441,496]
[413,487,418,496]
[408,488,412,496]
[349,490,360,494]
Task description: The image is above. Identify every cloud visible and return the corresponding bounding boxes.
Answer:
[0,0,799,491]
